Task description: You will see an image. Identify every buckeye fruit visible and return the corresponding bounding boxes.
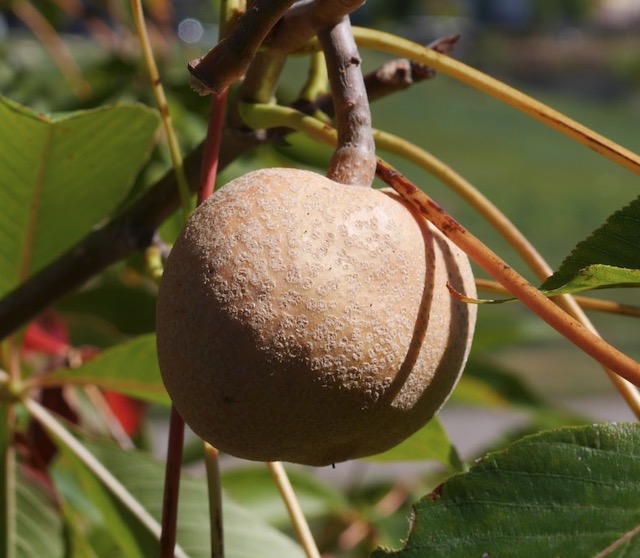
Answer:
[156,168,476,466]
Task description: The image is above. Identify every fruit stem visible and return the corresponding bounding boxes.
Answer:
[268,462,321,558]
[318,16,375,186]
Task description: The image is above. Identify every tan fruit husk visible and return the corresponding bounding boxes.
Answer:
[156,168,476,466]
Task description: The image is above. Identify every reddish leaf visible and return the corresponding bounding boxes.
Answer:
[102,391,147,436]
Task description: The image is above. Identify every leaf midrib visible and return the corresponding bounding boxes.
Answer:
[19,120,52,284]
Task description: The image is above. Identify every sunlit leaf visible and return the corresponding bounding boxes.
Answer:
[543,264,640,295]
[373,423,640,557]
[0,97,159,298]
[42,335,168,406]
[542,195,640,291]
[366,417,463,471]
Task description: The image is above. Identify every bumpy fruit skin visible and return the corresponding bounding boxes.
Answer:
[156,168,476,466]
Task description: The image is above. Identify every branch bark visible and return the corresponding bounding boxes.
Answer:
[188,0,297,95]
[318,16,375,186]
[265,0,365,53]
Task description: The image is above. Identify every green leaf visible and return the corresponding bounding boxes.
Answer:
[366,417,463,471]
[221,466,350,527]
[43,334,169,406]
[0,404,14,558]
[58,283,157,338]
[542,264,640,296]
[16,467,65,558]
[84,440,306,558]
[452,360,545,409]
[373,423,640,557]
[52,444,156,558]
[542,195,640,292]
[0,97,159,298]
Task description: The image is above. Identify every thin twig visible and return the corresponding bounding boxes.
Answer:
[267,462,321,558]
[131,0,193,221]
[316,34,459,115]
[200,91,230,202]
[160,407,185,557]
[265,0,365,53]
[318,16,375,186]
[205,444,224,557]
[188,0,297,95]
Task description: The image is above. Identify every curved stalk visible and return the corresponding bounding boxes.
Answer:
[319,15,375,186]
[352,27,640,177]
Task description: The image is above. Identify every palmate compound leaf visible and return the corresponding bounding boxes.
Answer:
[373,423,640,558]
[0,96,159,299]
[541,194,640,292]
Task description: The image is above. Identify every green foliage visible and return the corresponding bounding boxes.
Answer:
[542,194,640,291]
[0,97,159,298]
[51,439,307,558]
[16,469,65,558]
[374,423,640,557]
[365,418,463,471]
[44,335,168,406]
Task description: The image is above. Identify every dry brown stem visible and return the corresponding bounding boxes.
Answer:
[188,0,296,94]
[318,16,375,186]
[265,0,365,52]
